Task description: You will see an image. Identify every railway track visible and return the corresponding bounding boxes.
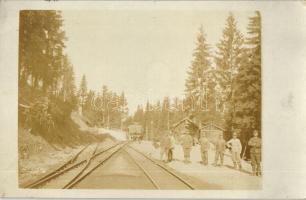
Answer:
[69,143,197,189]
[124,148,160,189]
[124,145,196,190]
[63,141,129,189]
[24,141,198,189]
[24,141,125,189]
[23,144,90,188]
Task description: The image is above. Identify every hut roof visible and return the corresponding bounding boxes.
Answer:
[171,117,199,130]
[201,121,225,131]
[171,117,225,131]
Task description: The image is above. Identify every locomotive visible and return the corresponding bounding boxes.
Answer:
[127,122,143,141]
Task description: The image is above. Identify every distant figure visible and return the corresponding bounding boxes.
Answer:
[213,133,226,166]
[180,131,193,163]
[153,138,159,149]
[227,132,242,170]
[248,130,261,176]
[160,132,171,162]
[167,133,175,162]
[198,131,210,165]
[137,135,142,144]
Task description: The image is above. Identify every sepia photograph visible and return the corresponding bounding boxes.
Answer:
[1,0,306,198]
[17,9,262,190]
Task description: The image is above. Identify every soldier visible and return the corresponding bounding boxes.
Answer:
[248,130,261,176]
[227,132,242,170]
[180,131,193,163]
[159,134,166,161]
[213,133,226,166]
[160,132,171,162]
[167,132,175,162]
[198,130,210,165]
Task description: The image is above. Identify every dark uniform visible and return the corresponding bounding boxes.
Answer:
[199,136,210,165]
[160,134,171,161]
[227,136,242,169]
[248,136,261,175]
[214,137,226,166]
[180,133,193,163]
[167,135,175,162]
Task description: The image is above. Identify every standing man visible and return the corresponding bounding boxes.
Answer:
[160,132,171,162]
[199,130,210,165]
[227,132,242,170]
[180,131,193,163]
[213,133,226,166]
[167,132,175,162]
[248,130,261,176]
[159,134,167,161]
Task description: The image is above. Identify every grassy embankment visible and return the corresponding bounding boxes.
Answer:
[18,86,113,159]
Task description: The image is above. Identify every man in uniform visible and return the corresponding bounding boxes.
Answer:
[248,130,261,176]
[213,133,226,166]
[159,134,166,161]
[227,132,242,170]
[167,131,175,162]
[199,130,210,165]
[160,132,171,162]
[180,131,193,163]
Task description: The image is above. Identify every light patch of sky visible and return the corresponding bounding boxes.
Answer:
[61,10,253,114]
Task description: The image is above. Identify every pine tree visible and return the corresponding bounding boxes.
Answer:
[119,92,128,130]
[84,90,95,110]
[133,105,144,124]
[150,100,162,137]
[19,11,66,93]
[99,85,112,126]
[171,97,185,123]
[61,55,76,104]
[214,13,244,134]
[119,92,128,115]
[144,101,151,139]
[185,26,211,113]
[18,10,79,139]
[233,11,261,143]
[78,74,88,112]
[161,96,171,130]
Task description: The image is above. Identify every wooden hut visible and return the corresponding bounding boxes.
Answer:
[200,121,225,143]
[171,116,200,138]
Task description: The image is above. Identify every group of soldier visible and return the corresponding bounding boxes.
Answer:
[159,129,261,176]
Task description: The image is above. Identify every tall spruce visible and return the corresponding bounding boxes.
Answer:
[214,13,244,134]
[143,101,151,138]
[19,11,66,93]
[233,11,261,143]
[78,74,88,111]
[18,11,80,140]
[161,96,171,130]
[61,55,76,105]
[119,92,128,115]
[185,27,211,113]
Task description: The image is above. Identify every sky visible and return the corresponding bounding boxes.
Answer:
[61,10,253,114]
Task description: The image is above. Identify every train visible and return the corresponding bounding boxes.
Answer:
[127,123,143,141]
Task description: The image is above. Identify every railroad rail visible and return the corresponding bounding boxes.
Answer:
[123,148,160,189]
[64,141,129,189]
[24,141,198,190]
[126,145,196,190]
[62,142,196,189]
[24,142,124,189]
[62,143,100,189]
[23,144,90,188]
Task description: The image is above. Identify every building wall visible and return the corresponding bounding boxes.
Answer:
[203,129,223,143]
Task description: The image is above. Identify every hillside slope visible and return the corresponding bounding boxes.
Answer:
[71,111,98,133]
[18,111,115,185]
